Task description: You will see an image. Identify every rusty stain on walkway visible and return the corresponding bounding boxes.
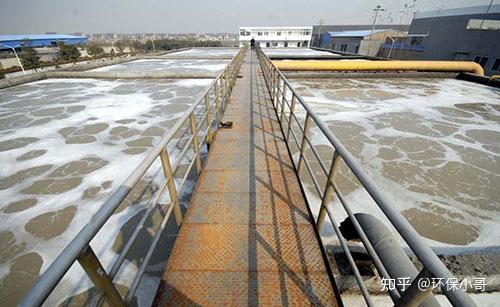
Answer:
[155,49,340,306]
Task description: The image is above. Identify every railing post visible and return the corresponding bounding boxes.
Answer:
[219,76,225,110]
[286,94,297,142]
[214,81,221,124]
[280,84,287,124]
[272,70,278,104]
[77,246,125,307]
[159,149,183,226]
[297,114,312,175]
[204,94,213,145]
[224,70,229,102]
[274,73,281,109]
[317,151,341,231]
[397,268,435,307]
[190,113,202,173]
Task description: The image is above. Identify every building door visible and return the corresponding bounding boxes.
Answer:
[266,42,270,47]
[284,41,288,47]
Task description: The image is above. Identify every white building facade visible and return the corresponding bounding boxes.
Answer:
[239,26,313,48]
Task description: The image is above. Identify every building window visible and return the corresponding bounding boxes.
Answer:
[466,19,500,30]
[473,55,489,68]
[340,44,347,52]
[266,42,270,47]
[276,32,281,36]
[492,58,500,71]
[264,31,269,35]
[257,32,262,36]
[284,41,288,47]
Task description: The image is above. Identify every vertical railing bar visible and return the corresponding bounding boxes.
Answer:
[159,149,183,226]
[124,203,174,303]
[297,114,312,174]
[317,152,340,231]
[214,81,221,124]
[300,152,324,198]
[396,268,435,307]
[331,180,401,300]
[77,246,125,307]
[280,85,288,125]
[108,181,168,279]
[324,205,375,307]
[189,113,202,173]
[304,135,329,177]
[286,94,297,142]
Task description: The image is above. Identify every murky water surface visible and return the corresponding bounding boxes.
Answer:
[291,78,500,247]
[164,48,238,58]
[0,78,211,305]
[91,59,229,73]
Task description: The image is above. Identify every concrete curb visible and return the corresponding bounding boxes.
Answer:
[0,72,48,90]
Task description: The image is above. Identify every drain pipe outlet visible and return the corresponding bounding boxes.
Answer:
[340,213,439,307]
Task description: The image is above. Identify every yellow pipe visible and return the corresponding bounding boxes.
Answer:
[272,60,485,76]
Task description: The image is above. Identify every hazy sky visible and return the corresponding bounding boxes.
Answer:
[0,0,494,34]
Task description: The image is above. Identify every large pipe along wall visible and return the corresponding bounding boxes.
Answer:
[273,60,485,76]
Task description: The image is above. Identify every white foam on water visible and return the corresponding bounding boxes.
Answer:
[291,78,500,249]
[91,59,229,73]
[0,76,214,304]
[166,48,238,57]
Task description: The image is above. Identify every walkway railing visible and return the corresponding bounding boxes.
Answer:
[20,48,245,307]
[256,46,476,307]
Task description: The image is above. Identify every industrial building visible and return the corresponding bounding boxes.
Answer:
[0,34,87,50]
[311,24,409,47]
[321,29,405,56]
[378,4,500,75]
[238,26,312,48]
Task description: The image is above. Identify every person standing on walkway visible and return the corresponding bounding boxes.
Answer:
[250,38,256,50]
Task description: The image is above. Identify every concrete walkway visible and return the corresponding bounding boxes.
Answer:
[155,49,340,306]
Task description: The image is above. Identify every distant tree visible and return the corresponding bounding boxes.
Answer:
[0,62,4,79]
[58,43,81,61]
[109,49,116,57]
[114,41,124,54]
[20,48,41,70]
[87,43,105,57]
[130,40,145,54]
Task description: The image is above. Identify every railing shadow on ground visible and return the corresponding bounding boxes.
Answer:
[255,45,477,307]
[246,51,327,305]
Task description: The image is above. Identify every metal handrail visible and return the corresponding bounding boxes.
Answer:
[255,46,476,307]
[20,47,245,307]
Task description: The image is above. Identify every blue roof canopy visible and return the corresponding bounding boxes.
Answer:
[0,34,87,49]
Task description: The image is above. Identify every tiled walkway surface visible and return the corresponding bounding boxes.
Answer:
[156,50,339,306]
